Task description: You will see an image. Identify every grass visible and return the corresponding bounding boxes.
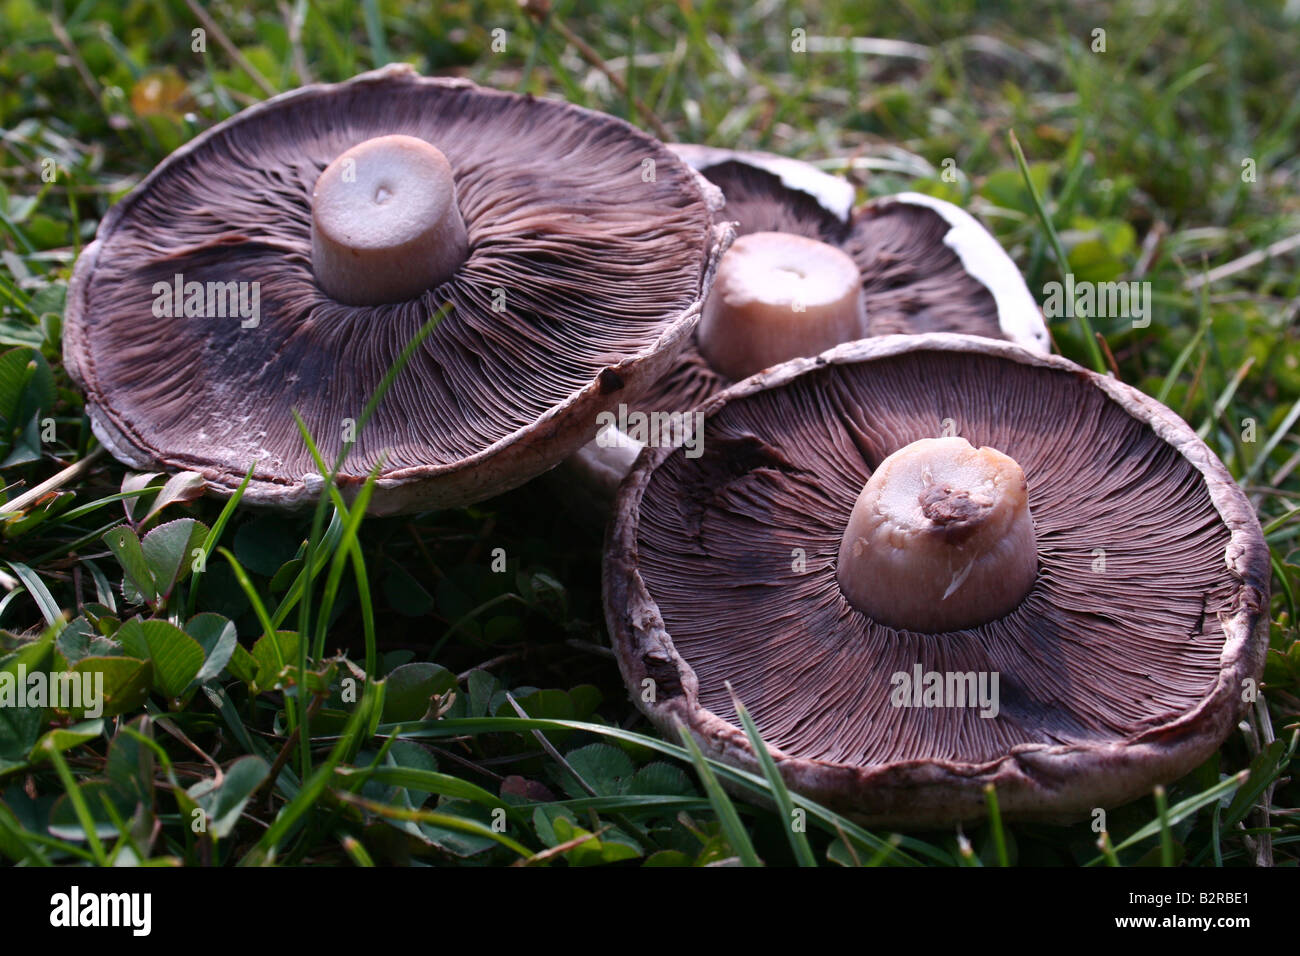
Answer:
[0,0,1297,867]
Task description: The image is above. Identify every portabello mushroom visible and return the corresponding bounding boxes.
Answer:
[572,146,1050,496]
[605,333,1269,826]
[65,65,729,513]
[641,144,1051,412]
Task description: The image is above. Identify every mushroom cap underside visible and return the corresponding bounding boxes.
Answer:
[605,333,1269,826]
[635,149,1048,416]
[65,65,727,513]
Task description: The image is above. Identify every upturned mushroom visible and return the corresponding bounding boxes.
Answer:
[572,146,1049,494]
[669,144,1050,388]
[605,333,1270,826]
[65,65,729,514]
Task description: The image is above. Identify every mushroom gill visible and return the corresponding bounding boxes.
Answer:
[607,334,1269,824]
[65,67,725,512]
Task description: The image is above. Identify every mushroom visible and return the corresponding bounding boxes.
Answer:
[64,65,728,514]
[649,144,1051,407]
[605,333,1270,826]
[571,146,1049,495]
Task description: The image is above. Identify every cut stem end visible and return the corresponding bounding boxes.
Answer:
[311,134,469,306]
[698,232,866,381]
[837,436,1038,632]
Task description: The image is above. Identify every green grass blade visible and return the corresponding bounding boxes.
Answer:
[1084,771,1246,865]
[348,540,377,679]
[1008,129,1106,373]
[382,715,948,865]
[1196,356,1253,440]
[333,764,526,824]
[727,683,816,866]
[217,548,282,671]
[339,793,534,859]
[984,783,1009,867]
[240,678,383,865]
[1096,830,1121,867]
[268,511,344,629]
[1156,318,1208,405]
[1244,397,1300,484]
[361,0,389,67]
[1154,785,1175,866]
[185,461,256,618]
[339,833,374,867]
[538,795,710,815]
[6,561,62,627]
[43,743,108,865]
[675,721,762,867]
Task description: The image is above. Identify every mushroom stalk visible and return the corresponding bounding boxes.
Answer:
[311,134,469,305]
[837,436,1037,631]
[697,231,866,381]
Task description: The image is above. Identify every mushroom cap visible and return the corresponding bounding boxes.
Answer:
[568,148,1048,498]
[65,65,728,513]
[605,333,1270,826]
[669,143,858,225]
[636,146,1049,414]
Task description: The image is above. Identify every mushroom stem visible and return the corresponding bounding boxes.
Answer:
[697,231,866,381]
[311,134,469,305]
[837,437,1037,631]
